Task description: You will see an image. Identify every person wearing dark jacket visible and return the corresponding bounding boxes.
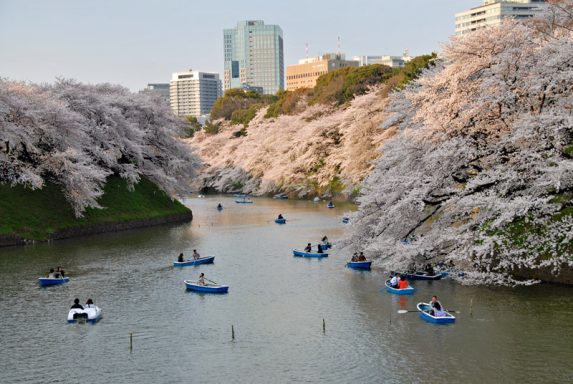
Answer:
[71,298,83,310]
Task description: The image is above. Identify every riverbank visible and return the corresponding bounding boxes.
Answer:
[0,176,192,247]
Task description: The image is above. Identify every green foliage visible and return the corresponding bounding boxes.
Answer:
[231,103,261,127]
[265,89,308,118]
[181,115,202,138]
[395,53,438,90]
[0,176,190,241]
[309,64,395,105]
[203,120,221,135]
[563,144,573,158]
[232,127,248,138]
[230,181,244,190]
[328,176,345,194]
[210,88,276,125]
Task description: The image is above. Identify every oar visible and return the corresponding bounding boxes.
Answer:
[205,278,219,285]
[397,309,462,314]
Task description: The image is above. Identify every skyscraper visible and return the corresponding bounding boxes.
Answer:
[455,0,546,35]
[224,20,284,95]
[170,70,222,117]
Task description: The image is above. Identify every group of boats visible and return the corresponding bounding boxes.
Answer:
[384,272,456,324]
[38,275,104,324]
[174,255,229,294]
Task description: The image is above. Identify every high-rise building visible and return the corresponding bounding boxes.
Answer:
[455,0,546,35]
[286,53,358,91]
[140,83,170,104]
[352,55,412,68]
[224,20,284,95]
[170,70,222,117]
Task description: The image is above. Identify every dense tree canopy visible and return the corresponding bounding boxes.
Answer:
[0,79,198,216]
[345,2,573,284]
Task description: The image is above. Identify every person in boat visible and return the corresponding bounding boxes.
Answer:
[389,272,399,288]
[56,266,65,278]
[358,252,366,261]
[192,250,201,260]
[304,243,312,253]
[85,298,95,309]
[397,275,409,289]
[425,263,435,276]
[317,244,323,253]
[322,236,328,243]
[198,273,206,286]
[71,298,84,310]
[217,203,222,209]
[278,214,284,220]
[177,253,185,262]
[47,268,56,278]
[328,201,333,206]
[430,295,446,317]
[351,253,358,262]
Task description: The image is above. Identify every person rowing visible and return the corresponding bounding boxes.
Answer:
[317,244,324,253]
[192,250,201,260]
[198,273,206,286]
[56,266,65,278]
[217,203,222,209]
[430,295,446,317]
[278,213,284,220]
[322,236,328,243]
[351,252,358,262]
[389,272,399,288]
[358,252,366,261]
[304,243,312,253]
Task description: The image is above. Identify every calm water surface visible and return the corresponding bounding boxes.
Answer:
[0,196,572,383]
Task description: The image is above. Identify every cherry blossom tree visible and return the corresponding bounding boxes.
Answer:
[345,3,573,284]
[0,79,198,216]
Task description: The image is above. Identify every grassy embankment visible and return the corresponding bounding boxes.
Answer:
[0,176,191,241]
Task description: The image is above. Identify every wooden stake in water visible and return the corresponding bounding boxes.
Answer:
[129,332,133,353]
[232,325,235,340]
[323,318,326,334]
[470,298,474,317]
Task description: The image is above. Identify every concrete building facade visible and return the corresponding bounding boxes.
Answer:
[140,83,170,104]
[170,70,222,117]
[352,55,412,68]
[224,20,284,95]
[455,0,546,35]
[286,53,358,91]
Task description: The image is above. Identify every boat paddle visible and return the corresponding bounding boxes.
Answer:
[205,278,219,285]
[397,309,461,314]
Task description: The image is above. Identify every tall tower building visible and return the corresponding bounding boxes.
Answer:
[170,70,222,117]
[223,20,284,95]
[455,0,546,35]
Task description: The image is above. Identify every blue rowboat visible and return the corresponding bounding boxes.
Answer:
[320,242,332,249]
[67,306,103,324]
[184,280,229,293]
[342,217,350,224]
[327,203,335,209]
[233,193,247,198]
[38,277,69,287]
[417,302,456,324]
[404,272,444,281]
[275,218,287,224]
[347,261,372,270]
[173,256,215,267]
[235,200,254,204]
[384,280,415,295]
[273,194,288,200]
[293,249,328,258]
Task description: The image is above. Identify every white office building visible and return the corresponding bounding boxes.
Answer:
[352,55,412,68]
[140,83,170,104]
[224,20,284,95]
[455,0,547,35]
[170,70,222,117]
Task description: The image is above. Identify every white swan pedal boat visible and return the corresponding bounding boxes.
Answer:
[68,306,103,324]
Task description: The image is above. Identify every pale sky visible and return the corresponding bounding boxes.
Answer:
[0,0,477,91]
